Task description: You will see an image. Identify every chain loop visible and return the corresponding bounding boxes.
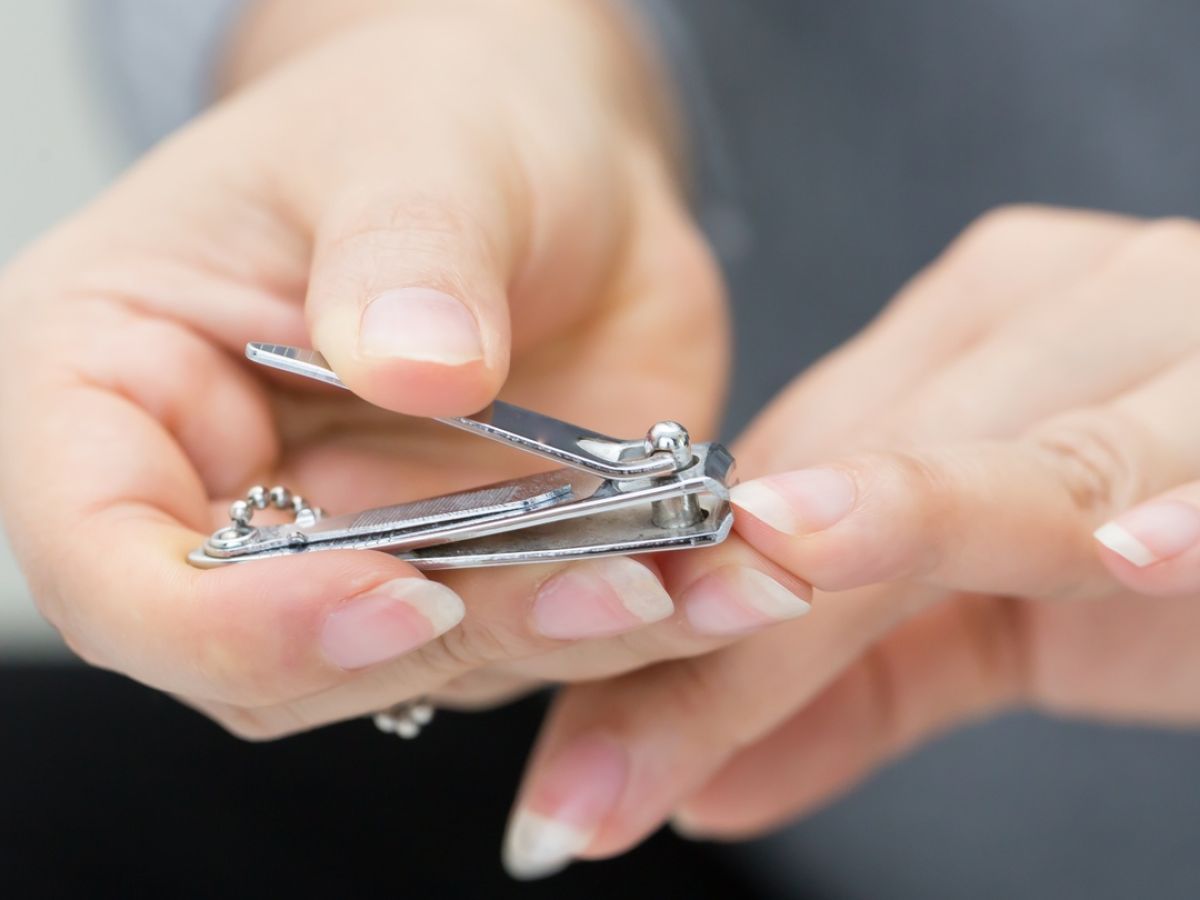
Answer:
[373,698,436,739]
[227,484,319,530]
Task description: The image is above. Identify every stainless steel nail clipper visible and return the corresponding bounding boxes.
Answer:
[188,343,736,570]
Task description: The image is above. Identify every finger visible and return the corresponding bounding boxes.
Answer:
[873,218,1200,442]
[730,356,1200,599]
[738,205,1136,472]
[202,534,812,739]
[1094,485,1200,595]
[304,177,519,417]
[253,21,633,417]
[499,582,922,878]
[193,555,678,738]
[199,521,812,736]
[672,595,1024,839]
[496,539,811,684]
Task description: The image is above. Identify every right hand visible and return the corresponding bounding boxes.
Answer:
[0,0,754,737]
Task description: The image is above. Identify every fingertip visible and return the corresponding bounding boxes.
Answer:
[358,287,486,362]
[1093,498,1200,596]
[190,551,457,699]
[668,808,725,842]
[311,284,508,416]
[731,468,858,537]
[341,355,503,417]
[728,466,905,592]
[503,732,629,879]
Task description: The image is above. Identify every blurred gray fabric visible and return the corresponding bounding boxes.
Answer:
[85,1,1200,897]
[85,0,242,148]
[675,3,1200,899]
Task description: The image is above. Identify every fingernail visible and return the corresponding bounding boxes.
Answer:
[320,579,464,670]
[1094,500,1200,568]
[358,287,484,365]
[670,809,713,841]
[682,567,811,636]
[503,734,628,880]
[731,468,856,535]
[532,557,673,640]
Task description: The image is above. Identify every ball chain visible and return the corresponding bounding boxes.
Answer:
[228,484,319,530]
[373,699,436,739]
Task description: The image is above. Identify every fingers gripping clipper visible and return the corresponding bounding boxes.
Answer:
[188,344,736,570]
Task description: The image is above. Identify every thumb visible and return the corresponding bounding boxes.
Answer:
[305,173,522,417]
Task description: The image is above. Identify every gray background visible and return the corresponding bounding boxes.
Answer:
[0,0,125,655]
[683,2,1200,898]
[3,1,1200,897]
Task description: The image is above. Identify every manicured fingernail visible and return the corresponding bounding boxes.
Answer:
[533,557,673,640]
[358,287,483,365]
[503,734,628,880]
[682,567,811,635]
[731,468,856,535]
[320,579,464,669]
[1094,500,1200,568]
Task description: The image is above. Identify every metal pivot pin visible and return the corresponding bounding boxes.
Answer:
[645,421,704,529]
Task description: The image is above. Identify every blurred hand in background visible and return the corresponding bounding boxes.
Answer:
[511,206,1200,876]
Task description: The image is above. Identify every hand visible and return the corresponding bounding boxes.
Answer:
[505,206,1200,877]
[0,0,750,737]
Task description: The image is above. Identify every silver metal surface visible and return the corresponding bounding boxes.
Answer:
[189,444,734,568]
[188,343,737,571]
[246,343,682,479]
[397,495,733,570]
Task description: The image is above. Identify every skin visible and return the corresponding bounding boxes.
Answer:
[512,206,1200,872]
[0,0,779,738]
[9,0,1195,880]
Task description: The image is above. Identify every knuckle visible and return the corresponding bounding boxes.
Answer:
[325,189,483,257]
[659,657,748,752]
[883,448,956,515]
[944,204,1051,266]
[883,449,957,562]
[1026,410,1149,518]
[960,204,1051,247]
[1119,217,1200,264]
[894,204,1052,313]
[418,620,501,677]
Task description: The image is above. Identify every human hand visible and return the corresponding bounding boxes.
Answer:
[506,206,1200,877]
[0,0,751,737]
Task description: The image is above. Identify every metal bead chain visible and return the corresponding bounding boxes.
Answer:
[228,484,320,530]
[373,698,435,739]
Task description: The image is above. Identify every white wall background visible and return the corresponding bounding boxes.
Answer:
[0,1,127,655]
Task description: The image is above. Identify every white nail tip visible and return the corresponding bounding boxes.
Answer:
[502,810,590,881]
[1094,522,1157,568]
[598,557,674,624]
[379,579,465,634]
[669,811,710,841]
[735,569,812,620]
[730,481,797,534]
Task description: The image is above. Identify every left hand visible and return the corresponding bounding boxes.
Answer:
[0,0,766,740]
[502,206,1200,878]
